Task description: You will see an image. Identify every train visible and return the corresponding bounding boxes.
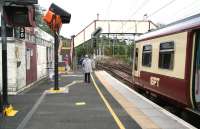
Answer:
[132,14,200,112]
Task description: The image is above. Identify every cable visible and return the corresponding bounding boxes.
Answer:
[169,0,200,22]
[116,0,151,33]
[130,0,151,18]
[123,0,140,20]
[157,0,200,24]
[148,0,177,18]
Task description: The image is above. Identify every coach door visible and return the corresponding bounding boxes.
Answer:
[26,43,37,85]
[133,47,140,84]
[194,31,200,109]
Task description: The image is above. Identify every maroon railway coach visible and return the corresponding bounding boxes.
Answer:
[132,14,200,111]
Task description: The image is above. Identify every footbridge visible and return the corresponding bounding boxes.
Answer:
[74,20,158,47]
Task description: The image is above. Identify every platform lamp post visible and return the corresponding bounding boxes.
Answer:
[0,0,37,116]
[43,3,71,91]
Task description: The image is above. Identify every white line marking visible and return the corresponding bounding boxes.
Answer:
[75,102,86,106]
[17,91,47,129]
[61,75,84,77]
[63,80,83,88]
[17,80,84,128]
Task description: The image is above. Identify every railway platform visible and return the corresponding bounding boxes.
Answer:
[0,70,196,129]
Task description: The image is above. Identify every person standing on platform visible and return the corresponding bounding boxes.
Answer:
[82,54,92,83]
[64,54,70,72]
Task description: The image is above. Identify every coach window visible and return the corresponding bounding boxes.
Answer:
[159,42,174,69]
[142,45,152,67]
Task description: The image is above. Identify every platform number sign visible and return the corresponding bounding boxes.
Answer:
[20,27,25,39]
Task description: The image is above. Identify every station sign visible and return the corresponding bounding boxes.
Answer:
[19,27,25,39]
[3,0,38,4]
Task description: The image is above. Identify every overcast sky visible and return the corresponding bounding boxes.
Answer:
[39,0,200,38]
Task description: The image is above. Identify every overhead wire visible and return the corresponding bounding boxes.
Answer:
[148,0,200,25]
[120,0,198,34]
[166,0,200,23]
[117,0,151,33]
[147,0,177,18]
[129,0,151,18]
[120,0,177,36]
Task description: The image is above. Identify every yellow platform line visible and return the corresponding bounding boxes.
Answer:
[95,71,159,129]
[91,75,126,129]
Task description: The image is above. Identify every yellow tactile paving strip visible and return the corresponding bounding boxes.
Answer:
[95,71,160,129]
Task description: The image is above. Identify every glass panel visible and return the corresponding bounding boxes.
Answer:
[159,42,174,70]
[195,32,200,106]
[142,45,152,67]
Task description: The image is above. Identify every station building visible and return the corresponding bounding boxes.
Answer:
[0,27,54,94]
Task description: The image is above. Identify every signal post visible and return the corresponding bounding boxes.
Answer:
[43,3,71,91]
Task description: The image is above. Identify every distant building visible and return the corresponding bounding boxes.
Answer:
[58,36,71,73]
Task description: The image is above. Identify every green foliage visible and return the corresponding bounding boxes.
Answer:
[35,10,53,35]
[75,36,134,65]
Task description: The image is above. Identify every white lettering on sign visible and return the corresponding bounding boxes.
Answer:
[150,77,160,87]
[20,27,25,39]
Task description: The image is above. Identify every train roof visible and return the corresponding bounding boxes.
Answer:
[135,13,200,42]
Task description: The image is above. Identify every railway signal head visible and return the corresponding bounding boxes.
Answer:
[92,27,102,37]
[43,3,71,33]
[49,3,71,24]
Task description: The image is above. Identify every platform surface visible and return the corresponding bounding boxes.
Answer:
[0,71,141,129]
[95,70,197,129]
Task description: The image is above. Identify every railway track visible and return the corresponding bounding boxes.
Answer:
[97,63,133,86]
[97,62,200,129]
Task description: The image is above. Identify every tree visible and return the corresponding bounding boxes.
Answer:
[35,5,52,35]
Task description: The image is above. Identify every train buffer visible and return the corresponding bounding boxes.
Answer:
[0,71,197,129]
